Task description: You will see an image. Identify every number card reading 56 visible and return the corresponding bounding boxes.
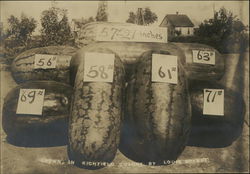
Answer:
[192,50,215,65]
[34,54,57,69]
[83,52,115,82]
[16,89,45,115]
[203,89,224,116]
[152,54,178,84]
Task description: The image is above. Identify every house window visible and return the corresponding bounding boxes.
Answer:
[188,28,190,34]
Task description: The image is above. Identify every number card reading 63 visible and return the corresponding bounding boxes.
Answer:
[16,89,45,115]
[192,50,215,65]
[152,54,178,84]
[203,89,224,116]
[83,52,115,82]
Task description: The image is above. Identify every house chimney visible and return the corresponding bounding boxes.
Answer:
[176,12,179,15]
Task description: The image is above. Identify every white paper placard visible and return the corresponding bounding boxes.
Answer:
[34,54,57,69]
[83,52,115,82]
[152,54,178,84]
[96,25,168,43]
[57,55,72,67]
[16,89,45,115]
[203,89,224,116]
[192,50,215,65]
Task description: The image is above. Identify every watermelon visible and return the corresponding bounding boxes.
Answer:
[120,50,191,165]
[68,48,125,169]
[2,81,73,146]
[172,42,224,80]
[188,80,245,147]
[11,46,77,84]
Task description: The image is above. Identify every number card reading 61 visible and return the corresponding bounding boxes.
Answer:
[83,52,115,82]
[16,89,45,115]
[203,89,224,116]
[152,54,178,84]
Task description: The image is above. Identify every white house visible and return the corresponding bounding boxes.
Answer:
[160,12,194,39]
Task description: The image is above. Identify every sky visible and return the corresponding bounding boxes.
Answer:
[1,1,249,35]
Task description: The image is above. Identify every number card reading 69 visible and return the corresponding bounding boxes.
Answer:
[152,54,178,84]
[16,89,45,115]
[83,52,115,82]
[203,89,224,116]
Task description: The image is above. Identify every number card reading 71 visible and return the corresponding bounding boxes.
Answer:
[83,52,115,82]
[203,89,224,116]
[151,54,178,84]
[16,89,45,115]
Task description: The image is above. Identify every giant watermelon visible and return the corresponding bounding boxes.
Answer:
[120,50,191,165]
[172,42,224,81]
[2,81,73,146]
[188,80,245,147]
[68,48,125,169]
[11,46,77,84]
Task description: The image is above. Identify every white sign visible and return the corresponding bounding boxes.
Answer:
[151,54,178,84]
[34,54,57,69]
[57,55,72,67]
[192,50,215,65]
[83,52,115,82]
[96,25,168,43]
[203,89,224,116]
[16,89,45,115]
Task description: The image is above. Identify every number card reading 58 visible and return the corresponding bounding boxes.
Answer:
[16,89,45,115]
[83,52,115,82]
[152,54,178,84]
[203,89,224,116]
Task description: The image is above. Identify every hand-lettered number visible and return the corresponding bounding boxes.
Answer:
[20,90,43,104]
[205,89,222,102]
[36,57,55,67]
[158,66,176,79]
[86,65,109,79]
[197,50,210,61]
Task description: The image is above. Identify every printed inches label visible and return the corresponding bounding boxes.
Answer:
[83,52,115,82]
[203,89,224,116]
[192,50,215,65]
[16,89,45,115]
[96,25,168,43]
[151,54,178,84]
[34,54,57,69]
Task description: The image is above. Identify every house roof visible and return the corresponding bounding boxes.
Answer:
[160,14,194,27]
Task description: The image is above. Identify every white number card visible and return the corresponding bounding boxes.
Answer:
[34,54,57,69]
[203,89,224,116]
[96,25,168,43]
[152,54,178,84]
[192,50,215,65]
[83,52,115,82]
[16,89,45,115]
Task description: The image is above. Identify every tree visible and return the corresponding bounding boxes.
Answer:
[40,7,71,46]
[126,7,158,25]
[195,8,236,39]
[96,1,108,22]
[73,17,95,29]
[194,7,246,52]
[6,14,37,47]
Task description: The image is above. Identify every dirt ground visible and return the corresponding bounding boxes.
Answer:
[0,53,249,174]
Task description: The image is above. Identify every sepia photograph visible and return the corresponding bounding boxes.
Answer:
[0,0,249,173]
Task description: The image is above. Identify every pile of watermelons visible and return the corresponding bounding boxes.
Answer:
[2,22,245,169]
